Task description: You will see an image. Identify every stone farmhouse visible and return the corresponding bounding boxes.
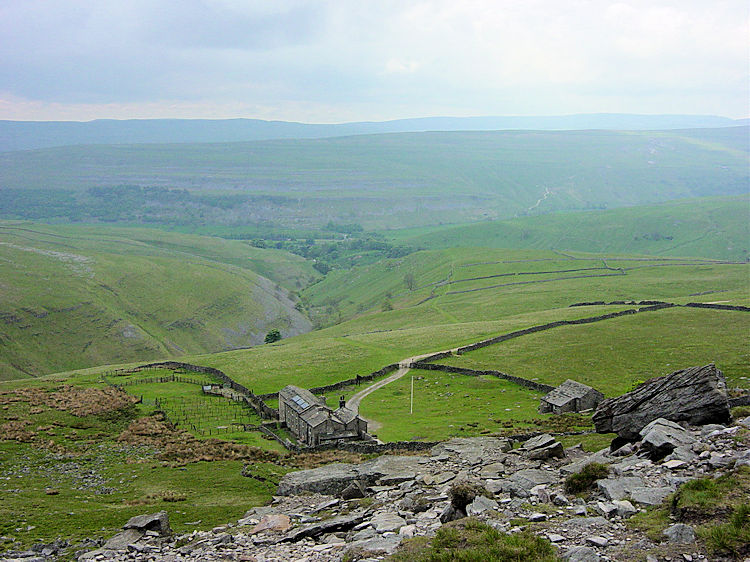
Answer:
[539,379,603,414]
[278,385,368,446]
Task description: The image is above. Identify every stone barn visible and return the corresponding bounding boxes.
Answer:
[278,385,368,446]
[539,379,603,414]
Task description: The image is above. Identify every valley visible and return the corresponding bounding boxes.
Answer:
[0,125,747,561]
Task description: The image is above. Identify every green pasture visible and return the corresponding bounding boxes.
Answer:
[190,305,639,395]
[437,307,750,394]
[358,370,546,442]
[0,441,282,552]
[302,245,750,326]
[0,375,288,553]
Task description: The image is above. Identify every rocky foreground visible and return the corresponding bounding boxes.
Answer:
[17,413,738,562]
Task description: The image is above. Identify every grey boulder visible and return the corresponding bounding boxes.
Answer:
[593,364,730,440]
[640,418,696,460]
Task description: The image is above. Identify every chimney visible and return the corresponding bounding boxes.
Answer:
[339,395,346,409]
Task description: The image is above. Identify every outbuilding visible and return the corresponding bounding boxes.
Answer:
[539,379,603,414]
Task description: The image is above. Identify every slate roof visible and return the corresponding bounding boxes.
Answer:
[541,379,598,407]
[333,406,357,424]
[280,385,320,413]
[300,406,331,428]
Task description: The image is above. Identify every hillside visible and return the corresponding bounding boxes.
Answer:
[387,195,750,262]
[1,127,747,229]
[0,113,742,152]
[0,223,319,380]
[194,247,749,398]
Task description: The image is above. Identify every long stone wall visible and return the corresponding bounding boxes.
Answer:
[409,363,555,393]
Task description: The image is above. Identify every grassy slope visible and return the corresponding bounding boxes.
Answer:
[386,195,750,262]
[189,248,749,397]
[0,223,319,380]
[1,128,747,228]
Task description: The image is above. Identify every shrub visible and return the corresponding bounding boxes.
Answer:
[264,329,281,344]
[564,462,610,494]
[449,481,492,511]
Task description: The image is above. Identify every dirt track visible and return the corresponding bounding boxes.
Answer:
[345,350,458,431]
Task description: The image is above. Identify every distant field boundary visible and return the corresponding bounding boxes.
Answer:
[409,363,554,393]
[569,300,750,313]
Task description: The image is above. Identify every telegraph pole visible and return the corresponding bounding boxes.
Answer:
[410,375,414,415]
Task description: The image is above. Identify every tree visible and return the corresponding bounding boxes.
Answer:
[403,272,416,290]
[264,329,281,344]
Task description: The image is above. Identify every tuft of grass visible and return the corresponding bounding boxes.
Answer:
[700,503,750,557]
[390,518,556,562]
[564,462,610,495]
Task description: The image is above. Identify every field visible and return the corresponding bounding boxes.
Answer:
[180,248,750,412]
[0,223,319,380]
[0,242,748,554]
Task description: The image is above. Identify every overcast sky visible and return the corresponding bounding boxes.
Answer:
[1,0,748,122]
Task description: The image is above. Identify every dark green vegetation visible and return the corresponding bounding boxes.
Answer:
[564,462,611,494]
[0,223,318,380]
[390,195,750,262]
[629,467,750,559]
[390,518,556,562]
[1,127,747,229]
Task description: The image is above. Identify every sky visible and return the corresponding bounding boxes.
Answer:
[1,0,748,122]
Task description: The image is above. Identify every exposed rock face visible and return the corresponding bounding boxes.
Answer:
[593,364,730,440]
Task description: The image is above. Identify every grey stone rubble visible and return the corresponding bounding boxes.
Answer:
[59,415,750,562]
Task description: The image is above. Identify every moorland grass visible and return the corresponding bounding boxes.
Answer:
[390,518,556,562]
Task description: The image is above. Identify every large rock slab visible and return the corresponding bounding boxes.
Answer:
[509,468,558,490]
[593,364,730,440]
[282,513,366,542]
[276,455,427,496]
[522,434,565,460]
[596,476,644,501]
[277,463,361,496]
[123,511,171,535]
[430,437,511,464]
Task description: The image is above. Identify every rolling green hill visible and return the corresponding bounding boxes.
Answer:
[386,196,750,261]
[0,223,319,380]
[1,127,747,229]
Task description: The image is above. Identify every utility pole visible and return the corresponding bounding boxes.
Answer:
[410,375,414,415]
